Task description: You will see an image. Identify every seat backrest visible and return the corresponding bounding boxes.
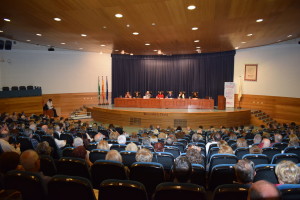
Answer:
[209,154,238,172]
[19,136,34,152]
[57,157,91,180]
[253,164,278,184]
[154,152,174,170]
[40,155,57,176]
[87,142,98,151]
[271,153,299,164]
[110,144,127,152]
[212,184,250,200]
[272,142,288,151]
[90,160,127,188]
[284,146,300,158]
[153,182,206,200]
[208,164,235,190]
[172,142,185,152]
[60,133,74,145]
[190,164,206,187]
[242,154,269,166]
[4,170,47,200]
[207,147,220,162]
[41,135,60,159]
[48,175,96,200]
[99,179,147,200]
[130,162,165,197]
[89,149,108,163]
[235,147,250,160]
[120,150,137,167]
[277,184,300,200]
[164,146,181,158]
[262,147,281,161]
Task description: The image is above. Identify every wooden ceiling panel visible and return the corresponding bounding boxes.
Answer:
[0,0,299,55]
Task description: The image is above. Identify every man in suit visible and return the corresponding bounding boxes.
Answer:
[133,91,141,98]
[166,91,174,98]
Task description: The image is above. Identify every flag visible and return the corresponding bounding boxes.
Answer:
[97,76,100,100]
[238,76,243,102]
[106,76,108,101]
[102,76,105,100]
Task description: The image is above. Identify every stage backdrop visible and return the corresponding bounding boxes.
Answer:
[112,51,235,105]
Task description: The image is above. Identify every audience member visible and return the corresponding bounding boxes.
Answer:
[73,137,84,147]
[150,135,158,144]
[71,145,92,166]
[250,145,262,154]
[136,148,153,162]
[206,132,221,154]
[0,152,23,174]
[218,145,234,154]
[217,140,228,148]
[97,140,110,150]
[253,134,262,144]
[0,130,20,154]
[191,133,203,142]
[142,137,151,146]
[154,142,165,152]
[36,141,52,156]
[23,128,39,150]
[275,160,300,185]
[247,180,280,200]
[237,138,248,148]
[288,133,299,147]
[47,127,66,148]
[258,138,271,149]
[117,135,126,144]
[109,131,120,140]
[93,132,105,143]
[125,142,138,151]
[234,159,255,184]
[172,156,192,183]
[105,150,123,163]
[186,146,203,164]
[130,132,139,142]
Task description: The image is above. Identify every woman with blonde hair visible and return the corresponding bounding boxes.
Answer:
[218,145,234,154]
[105,150,122,162]
[125,142,138,151]
[237,138,248,148]
[275,160,300,184]
[288,133,299,147]
[97,140,110,150]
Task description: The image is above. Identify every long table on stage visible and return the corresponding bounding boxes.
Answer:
[114,98,214,109]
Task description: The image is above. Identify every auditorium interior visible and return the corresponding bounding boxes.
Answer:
[0,0,300,199]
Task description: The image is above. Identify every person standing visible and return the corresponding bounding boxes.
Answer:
[46,99,58,117]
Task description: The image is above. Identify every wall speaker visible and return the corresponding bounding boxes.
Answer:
[0,40,4,50]
[5,40,12,50]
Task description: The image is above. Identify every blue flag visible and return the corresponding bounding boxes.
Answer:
[106,76,108,101]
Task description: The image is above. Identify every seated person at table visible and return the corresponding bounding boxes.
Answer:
[178,91,185,99]
[133,91,141,98]
[124,91,132,98]
[191,92,198,99]
[156,91,164,99]
[166,91,174,98]
[144,91,152,99]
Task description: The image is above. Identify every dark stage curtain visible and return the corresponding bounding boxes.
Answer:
[112,51,235,105]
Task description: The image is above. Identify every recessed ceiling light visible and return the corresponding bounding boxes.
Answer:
[145,43,150,46]
[100,44,106,47]
[132,32,139,35]
[235,47,239,49]
[121,50,125,54]
[277,40,282,42]
[115,13,123,18]
[0,30,3,33]
[287,35,292,37]
[194,40,200,43]
[130,53,133,55]
[247,33,253,37]
[153,50,158,52]
[115,50,119,51]
[241,41,247,44]
[100,51,103,54]
[187,5,196,10]
[196,47,201,49]
[192,27,198,30]
[102,26,107,29]
[36,33,42,36]
[26,40,31,42]
[4,18,11,22]
[256,19,263,22]
[81,34,87,37]
[61,42,66,45]
[152,23,156,26]
[126,24,130,27]
[79,48,83,50]
[54,18,61,21]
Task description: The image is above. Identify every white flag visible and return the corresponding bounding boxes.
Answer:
[238,76,243,102]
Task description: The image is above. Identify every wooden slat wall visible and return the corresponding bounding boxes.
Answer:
[89,107,250,129]
[0,96,43,115]
[235,94,300,124]
[42,92,112,117]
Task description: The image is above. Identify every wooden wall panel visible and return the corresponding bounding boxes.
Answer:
[0,96,43,115]
[42,92,112,117]
[89,107,250,129]
[235,94,300,124]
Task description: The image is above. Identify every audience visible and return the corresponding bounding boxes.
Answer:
[71,145,93,166]
[250,145,262,154]
[0,152,23,174]
[23,128,39,150]
[172,156,192,183]
[125,142,138,151]
[0,129,20,154]
[275,160,300,185]
[36,141,52,156]
[234,159,255,184]
[105,150,123,163]
[97,140,110,150]
[258,138,271,149]
[247,180,280,200]
[154,142,165,152]
[236,138,248,148]
[117,135,126,144]
[253,134,262,144]
[136,148,153,162]
[218,145,234,154]
[186,146,203,165]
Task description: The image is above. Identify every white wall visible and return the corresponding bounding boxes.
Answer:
[0,40,111,94]
[234,39,300,98]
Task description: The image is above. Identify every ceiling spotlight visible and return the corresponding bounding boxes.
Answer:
[153,50,158,52]
[132,32,139,35]
[0,30,3,33]
[145,43,150,46]
[54,18,61,21]
[79,48,83,50]
[241,41,246,44]
[196,49,201,53]
[61,42,66,45]
[287,35,292,37]
[152,23,156,26]
[187,5,196,10]
[81,34,87,37]
[36,33,42,36]
[196,46,201,49]
[26,39,31,42]
[194,40,200,43]
[102,26,107,29]
[256,19,263,22]
[3,18,11,22]
[130,53,133,55]
[235,47,239,49]
[121,50,125,54]
[126,24,130,27]
[192,27,198,30]
[100,44,106,47]
[247,33,253,37]
[115,13,123,18]
[115,50,119,51]
[158,50,162,54]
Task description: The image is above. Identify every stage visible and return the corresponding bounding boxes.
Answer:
[87,105,251,129]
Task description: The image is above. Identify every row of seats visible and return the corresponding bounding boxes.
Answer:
[2,86,35,91]
[4,171,300,200]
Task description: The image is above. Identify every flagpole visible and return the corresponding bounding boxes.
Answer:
[237,76,242,109]
[106,76,109,105]
[98,76,101,105]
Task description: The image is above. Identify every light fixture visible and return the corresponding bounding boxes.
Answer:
[235,47,239,49]
[256,19,263,22]
[145,43,150,46]
[126,24,130,27]
[158,50,162,54]
[277,40,282,42]
[115,13,123,18]
[130,53,133,55]
[36,33,42,36]
[247,33,253,37]
[287,35,292,37]
[196,49,201,53]
[100,44,106,47]
[0,30,3,33]
[54,18,61,21]
[241,41,246,44]
[115,50,119,51]
[194,40,200,43]
[192,27,198,30]
[153,50,158,52]
[79,48,83,50]
[102,26,107,29]
[187,5,196,10]
[61,42,66,45]
[26,39,31,42]
[3,18,11,22]
[121,50,125,54]
[152,23,156,26]
[132,32,139,35]
[81,34,87,37]
[196,46,201,49]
